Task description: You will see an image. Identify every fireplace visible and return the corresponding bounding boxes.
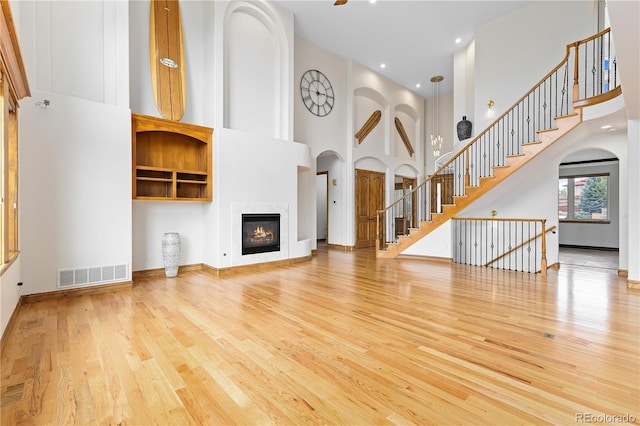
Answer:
[242,214,280,255]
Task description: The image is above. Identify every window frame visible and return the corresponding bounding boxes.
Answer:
[559,173,611,224]
[0,1,31,276]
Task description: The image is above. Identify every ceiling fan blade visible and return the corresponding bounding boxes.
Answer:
[334,0,348,5]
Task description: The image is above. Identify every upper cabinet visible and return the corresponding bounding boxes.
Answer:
[132,113,212,202]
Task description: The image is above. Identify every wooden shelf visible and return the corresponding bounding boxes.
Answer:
[132,114,213,201]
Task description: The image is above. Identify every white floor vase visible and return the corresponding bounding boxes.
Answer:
[161,232,181,277]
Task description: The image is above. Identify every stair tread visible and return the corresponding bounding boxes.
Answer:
[522,141,542,145]
[537,127,559,134]
[506,153,526,158]
[557,112,579,119]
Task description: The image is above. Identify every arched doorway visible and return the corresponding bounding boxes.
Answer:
[558,148,619,271]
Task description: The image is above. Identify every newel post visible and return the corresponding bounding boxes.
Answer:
[571,42,580,104]
[540,219,548,276]
[376,213,380,251]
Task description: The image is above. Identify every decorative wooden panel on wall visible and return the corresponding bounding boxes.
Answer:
[394,117,414,155]
[355,110,381,144]
[150,0,186,121]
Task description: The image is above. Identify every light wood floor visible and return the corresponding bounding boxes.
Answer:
[2,247,639,425]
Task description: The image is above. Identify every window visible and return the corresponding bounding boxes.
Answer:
[559,174,609,222]
[1,70,22,268]
[0,3,30,274]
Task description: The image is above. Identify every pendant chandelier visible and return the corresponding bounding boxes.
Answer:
[430,75,444,158]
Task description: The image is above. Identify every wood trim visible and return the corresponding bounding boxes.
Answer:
[0,0,31,100]
[202,256,312,276]
[132,113,212,142]
[149,0,186,121]
[573,81,621,110]
[132,263,204,280]
[395,254,453,264]
[560,220,611,225]
[618,269,628,277]
[0,248,18,277]
[0,291,22,353]
[355,110,381,144]
[453,217,548,223]
[627,279,640,289]
[20,281,133,304]
[548,262,560,270]
[327,244,356,251]
[394,117,414,155]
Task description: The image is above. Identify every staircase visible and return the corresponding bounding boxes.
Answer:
[376,28,621,258]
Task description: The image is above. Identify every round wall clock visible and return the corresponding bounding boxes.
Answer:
[300,69,334,117]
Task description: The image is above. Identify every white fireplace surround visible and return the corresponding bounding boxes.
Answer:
[232,203,289,265]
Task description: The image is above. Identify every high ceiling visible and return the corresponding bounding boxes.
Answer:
[272,0,534,99]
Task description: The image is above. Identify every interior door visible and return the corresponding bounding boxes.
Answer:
[355,169,385,248]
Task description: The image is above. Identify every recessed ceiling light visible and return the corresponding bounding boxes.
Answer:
[455,38,462,44]
[416,83,421,88]
[600,124,612,129]
[369,0,377,3]
[380,63,386,69]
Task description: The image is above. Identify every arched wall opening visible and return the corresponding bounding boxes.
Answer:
[558,147,620,269]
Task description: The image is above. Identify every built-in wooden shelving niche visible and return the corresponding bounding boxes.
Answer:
[132,113,213,201]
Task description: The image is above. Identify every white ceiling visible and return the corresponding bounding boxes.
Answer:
[272,0,534,99]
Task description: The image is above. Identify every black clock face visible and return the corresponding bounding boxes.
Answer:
[300,69,334,117]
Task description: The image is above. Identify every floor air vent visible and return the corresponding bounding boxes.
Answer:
[58,264,129,288]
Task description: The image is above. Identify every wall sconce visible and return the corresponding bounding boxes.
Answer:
[487,99,495,117]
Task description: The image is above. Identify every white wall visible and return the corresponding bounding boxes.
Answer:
[226,11,278,138]
[132,202,205,271]
[18,1,129,108]
[20,92,132,294]
[472,1,595,132]
[15,1,132,294]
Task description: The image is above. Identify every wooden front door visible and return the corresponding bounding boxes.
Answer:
[355,169,385,249]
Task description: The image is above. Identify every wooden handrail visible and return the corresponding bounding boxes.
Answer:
[453,217,553,223]
[484,224,556,274]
